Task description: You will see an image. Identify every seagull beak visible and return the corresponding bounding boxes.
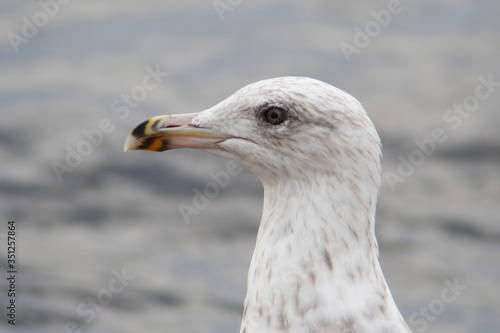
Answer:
[124,113,230,152]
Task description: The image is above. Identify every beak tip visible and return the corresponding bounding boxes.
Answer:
[123,134,137,152]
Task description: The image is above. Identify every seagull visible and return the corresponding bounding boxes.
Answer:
[124,77,412,333]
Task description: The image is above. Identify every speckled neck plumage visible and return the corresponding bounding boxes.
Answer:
[240,173,410,333]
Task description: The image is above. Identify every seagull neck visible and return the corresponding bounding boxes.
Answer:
[259,176,379,261]
[241,175,407,332]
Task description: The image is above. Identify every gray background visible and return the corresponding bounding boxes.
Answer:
[1,1,499,332]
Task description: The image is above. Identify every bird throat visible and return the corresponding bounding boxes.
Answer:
[239,176,397,332]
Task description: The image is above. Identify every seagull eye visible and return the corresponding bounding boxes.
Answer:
[264,108,285,125]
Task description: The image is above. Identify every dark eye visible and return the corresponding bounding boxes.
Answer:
[264,108,285,125]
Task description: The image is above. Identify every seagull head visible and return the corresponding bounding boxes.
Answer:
[124,76,381,185]
[123,77,412,333]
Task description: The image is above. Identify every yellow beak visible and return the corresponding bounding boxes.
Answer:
[124,113,231,152]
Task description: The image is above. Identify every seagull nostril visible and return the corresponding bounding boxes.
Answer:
[152,118,182,130]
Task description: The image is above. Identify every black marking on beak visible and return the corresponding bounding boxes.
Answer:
[131,120,149,138]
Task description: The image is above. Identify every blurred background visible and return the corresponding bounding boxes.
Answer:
[1,1,499,332]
